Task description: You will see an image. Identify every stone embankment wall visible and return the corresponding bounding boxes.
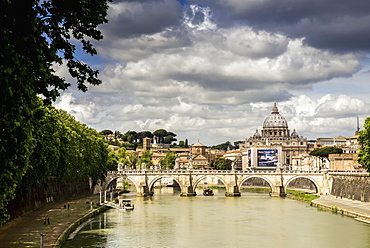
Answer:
[7,179,91,220]
[331,174,370,202]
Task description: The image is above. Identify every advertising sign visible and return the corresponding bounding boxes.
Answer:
[257,149,278,167]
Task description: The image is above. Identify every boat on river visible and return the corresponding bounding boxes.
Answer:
[203,189,214,196]
[121,199,134,210]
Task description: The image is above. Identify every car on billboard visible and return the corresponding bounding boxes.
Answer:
[260,154,274,160]
[258,150,278,167]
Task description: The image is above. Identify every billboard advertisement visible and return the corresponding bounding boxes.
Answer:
[257,149,278,167]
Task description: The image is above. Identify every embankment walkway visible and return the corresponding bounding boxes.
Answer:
[0,195,100,248]
[312,195,370,223]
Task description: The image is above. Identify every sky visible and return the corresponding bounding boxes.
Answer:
[54,0,370,146]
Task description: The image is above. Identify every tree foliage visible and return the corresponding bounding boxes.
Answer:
[4,102,114,225]
[100,129,113,136]
[309,146,343,161]
[234,141,244,148]
[0,0,110,225]
[107,129,178,147]
[153,129,177,144]
[139,150,153,169]
[117,148,138,169]
[212,141,234,151]
[358,117,370,172]
[138,131,153,141]
[209,157,232,170]
[159,151,176,169]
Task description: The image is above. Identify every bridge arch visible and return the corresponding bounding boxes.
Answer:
[192,175,227,189]
[102,176,140,193]
[125,176,140,192]
[102,176,119,191]
[239,175,274,190]
[147,175,181,192]
[284,176,319,193]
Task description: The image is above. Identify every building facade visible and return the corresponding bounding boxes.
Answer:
[239,103,310,170]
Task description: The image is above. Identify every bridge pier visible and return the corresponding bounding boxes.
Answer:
[225,185,241,197]
[269,186,286,197]
[137,185,154,197]
[180,186,197,196]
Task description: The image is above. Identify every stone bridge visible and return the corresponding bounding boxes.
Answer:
[103,169,333,197]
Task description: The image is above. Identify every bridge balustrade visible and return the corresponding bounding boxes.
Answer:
[110,169,342,176]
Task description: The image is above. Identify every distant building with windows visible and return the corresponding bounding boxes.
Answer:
[139,138,219,170]
[239,103,311,169]
[316,136,347,147]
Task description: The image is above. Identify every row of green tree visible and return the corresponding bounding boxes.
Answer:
[100,129,190,149]
[1,0,111,225]
[101,131,246,152]
[1,100,117,225]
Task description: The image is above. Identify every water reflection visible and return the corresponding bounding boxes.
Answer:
[65,187,370,248]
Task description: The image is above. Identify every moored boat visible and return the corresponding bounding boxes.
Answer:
[203,189,214,196]
[120,199,134,210]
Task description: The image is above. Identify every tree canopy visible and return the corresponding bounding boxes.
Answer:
[103,129,179,147]
[0,0,110,225]
[309,146,343,160]
[358,117,370,172]
[139,150,153,169]
[212,141,233,151]
[209,157,232,170]
[100,130,114,135]
[159,151,177,169]
[2,101,115,224]
[153,129,177,144]
[117,148,138,169]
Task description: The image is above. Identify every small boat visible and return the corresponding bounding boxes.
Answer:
[203,189,214,196]
[120,199,134,210]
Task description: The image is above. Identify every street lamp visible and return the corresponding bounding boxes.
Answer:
[40,232,44,248]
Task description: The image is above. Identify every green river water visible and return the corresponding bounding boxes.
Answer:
[64,187,370,248]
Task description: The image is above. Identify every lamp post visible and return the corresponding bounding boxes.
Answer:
[40,232,44,248]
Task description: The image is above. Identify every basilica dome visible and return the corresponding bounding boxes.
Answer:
[262,103,288,128]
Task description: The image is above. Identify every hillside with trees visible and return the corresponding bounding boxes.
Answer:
[211,141,244,151]
[99,129,189,149]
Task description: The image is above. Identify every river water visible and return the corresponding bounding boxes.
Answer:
[64,187,370,248]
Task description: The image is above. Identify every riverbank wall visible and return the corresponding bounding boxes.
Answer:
[330,173,370,202]
[55,205,110,248]
[7,178,91,221]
